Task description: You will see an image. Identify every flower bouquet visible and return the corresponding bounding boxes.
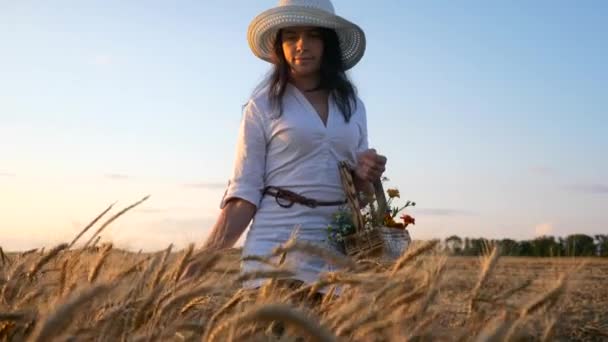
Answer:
[374,186,416,260]
[327,161,416,260]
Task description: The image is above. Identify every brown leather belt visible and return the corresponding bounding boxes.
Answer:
[262,186,347,208]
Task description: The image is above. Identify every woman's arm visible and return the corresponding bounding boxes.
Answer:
[183,198,256,279]
[202,198,256,251]
[204,100,267,249]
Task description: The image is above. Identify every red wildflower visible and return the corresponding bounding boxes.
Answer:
[400,214,415,227]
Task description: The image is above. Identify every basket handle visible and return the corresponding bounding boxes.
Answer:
[373,178,388,226]
[338,161,366,233]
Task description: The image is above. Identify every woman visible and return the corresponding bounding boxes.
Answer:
[190,0,387,291]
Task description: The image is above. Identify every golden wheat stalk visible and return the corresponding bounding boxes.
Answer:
[205,303,337,342]
[385,276,430,312]
[160,321,205,340]
[521,274,568,317]
[179,295,209,315]
[112,255,154,282]
[82,195,150,248]
[20,248,38,257]
[14,288,46,308]
[28,243,68,280]
[132,253,163,298]
[473,310,514,342]
[151,244,173,288]
[57,259,68,298]
[207,289,247,323]
[307,279,334,297]
[68,202,116,248]
[406,312,441,340]
[390,239,439,276]
[90,236,102,249]
[132,285,164,332]
[283,282,320,302]
[1,261,26,303]
[504,274,569,341]
[31,283,111,342]
[88,243,113,283]
[542,317,558,342]
[241,255,281,268]
[153,279,193,314]
[0,311,28,321]
[373,274,424,304]
[469,246,500,313]
[178,251,221,281]
[327,297,372,328]
[335,305,379,336]
[494,278,533,302]
[173,243,194,284]
[272,239,358,270]
[416,260,447,317]
[320,285,337,309]
[354,318,396,339]
[0,247,8,266]
[156,284,219,319]
[236,269,295,283]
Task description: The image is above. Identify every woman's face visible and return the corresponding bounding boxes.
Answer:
[280,26,324,78]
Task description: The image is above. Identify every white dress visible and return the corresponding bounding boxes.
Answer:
[220,83,368,289]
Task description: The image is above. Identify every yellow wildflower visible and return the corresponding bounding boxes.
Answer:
[387,188,400,199]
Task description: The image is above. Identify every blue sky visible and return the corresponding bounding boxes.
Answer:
[1,1,606,251]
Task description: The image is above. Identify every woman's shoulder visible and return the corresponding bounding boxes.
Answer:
[243,85,274,118]
[354,94,366,112]
[351,93,367,121]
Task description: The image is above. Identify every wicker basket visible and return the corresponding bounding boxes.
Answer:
[342,228,384,257]
[337,161,411,260]
[379,226,412,260]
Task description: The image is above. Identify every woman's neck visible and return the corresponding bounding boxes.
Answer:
[290,73,322,93]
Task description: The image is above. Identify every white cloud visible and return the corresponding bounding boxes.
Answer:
[92,55,115,66]
[565,183,608,195]
[534,223,554,237]
[416,208,476,216]
[104,173,130,181]
[530,165,555,176]
[183,181,227,190]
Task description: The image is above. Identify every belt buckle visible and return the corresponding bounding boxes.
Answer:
[274,189,295,208]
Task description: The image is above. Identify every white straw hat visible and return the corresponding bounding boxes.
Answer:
[247,0,366,70]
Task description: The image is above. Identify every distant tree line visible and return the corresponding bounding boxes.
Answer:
[440,234,608,257]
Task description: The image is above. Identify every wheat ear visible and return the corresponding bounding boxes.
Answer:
[82,195,150,248]
[88,243,113,283]
[469,246,500,314]
[68,202,115,248]
[205,303,336,342]
[28,243,68,280]
[390,240,439,276]
[151,243,173,288]
[31,283,111,342]
[173,243,194,284]
[272,239,358,270]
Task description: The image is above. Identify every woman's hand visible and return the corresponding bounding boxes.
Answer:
[181,198,256,280]
[355,148,387,182]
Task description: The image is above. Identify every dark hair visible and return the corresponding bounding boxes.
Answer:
[253,27,358,122]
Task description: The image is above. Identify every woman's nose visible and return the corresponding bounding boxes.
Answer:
[296,35,307,50]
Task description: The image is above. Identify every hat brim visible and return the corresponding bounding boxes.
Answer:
[247,6,366,70]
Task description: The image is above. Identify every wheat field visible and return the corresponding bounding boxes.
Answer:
[1,238,607,342]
